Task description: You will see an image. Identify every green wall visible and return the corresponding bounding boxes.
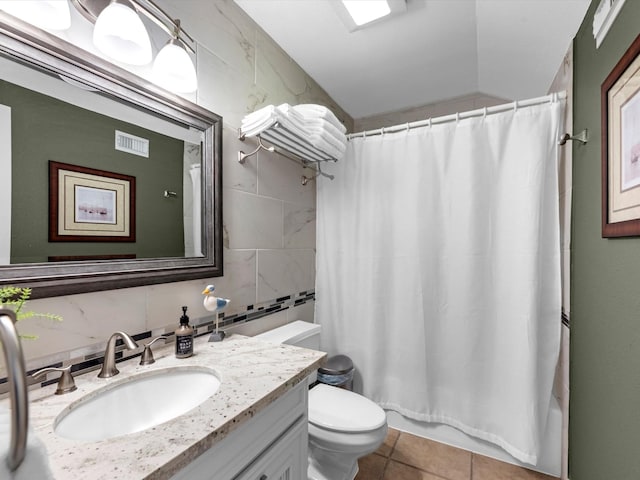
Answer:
[1,80,185,262]
[571,1,640,479]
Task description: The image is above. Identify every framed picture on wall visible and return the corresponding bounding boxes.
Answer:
[602,33,640,237]
[49,161,136,242]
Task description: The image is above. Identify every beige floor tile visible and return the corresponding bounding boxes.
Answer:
[391,432,471,480]
[356,453,387,480]
[383,460,449,480]
[472,454,559,480]
[376,427,401,457]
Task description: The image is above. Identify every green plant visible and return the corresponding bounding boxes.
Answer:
[0,286,62,339]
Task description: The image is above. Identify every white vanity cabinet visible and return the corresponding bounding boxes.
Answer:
[171,380,309,480]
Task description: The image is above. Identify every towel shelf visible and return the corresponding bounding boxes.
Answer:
[238,122,337,183]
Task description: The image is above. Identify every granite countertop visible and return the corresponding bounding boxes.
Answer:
[8,334,326,479]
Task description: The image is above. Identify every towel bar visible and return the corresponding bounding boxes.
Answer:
[238,126,336,184]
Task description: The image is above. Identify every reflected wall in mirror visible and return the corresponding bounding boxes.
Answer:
[0,11,222,298]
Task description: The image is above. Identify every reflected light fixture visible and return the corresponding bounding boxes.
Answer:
[71,0,198,92]
[0,0,71,30]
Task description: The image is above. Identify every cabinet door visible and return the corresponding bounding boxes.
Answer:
[234,417,307,480]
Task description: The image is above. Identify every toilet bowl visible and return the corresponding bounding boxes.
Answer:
[255,321,388,480]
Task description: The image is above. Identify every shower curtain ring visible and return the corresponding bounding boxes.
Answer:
[483,107,487,119]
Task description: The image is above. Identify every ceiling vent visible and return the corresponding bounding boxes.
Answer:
[115,130,149,158]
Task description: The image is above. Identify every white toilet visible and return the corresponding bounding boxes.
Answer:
[255,321,388,480]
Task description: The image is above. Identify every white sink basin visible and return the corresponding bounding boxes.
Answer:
[54,367,220,441]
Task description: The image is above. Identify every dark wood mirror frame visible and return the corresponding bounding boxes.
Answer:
[0,12,223,298]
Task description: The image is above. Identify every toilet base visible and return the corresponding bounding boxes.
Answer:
[307,448,359,480]
[306,417,387,480]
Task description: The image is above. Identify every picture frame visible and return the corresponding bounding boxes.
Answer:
[49,161,136,242]
[602,33,640,237]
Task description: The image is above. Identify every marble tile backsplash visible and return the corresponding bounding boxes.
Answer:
[5,0,350,373]
[3,293,315,396]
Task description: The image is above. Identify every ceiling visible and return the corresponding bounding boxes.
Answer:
[234,0,591,120]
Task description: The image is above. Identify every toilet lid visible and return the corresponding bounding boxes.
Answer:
[308,384,386,433]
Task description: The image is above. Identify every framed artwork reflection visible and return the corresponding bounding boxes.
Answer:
[49,161,136,242]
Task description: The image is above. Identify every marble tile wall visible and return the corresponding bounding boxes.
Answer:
[10,0,353,372]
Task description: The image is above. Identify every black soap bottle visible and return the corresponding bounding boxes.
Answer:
[175,306,194,358]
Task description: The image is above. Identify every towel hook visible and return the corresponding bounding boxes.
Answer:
[558,129,588,146]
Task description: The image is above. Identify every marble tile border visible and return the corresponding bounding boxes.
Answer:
[0,290,315,396]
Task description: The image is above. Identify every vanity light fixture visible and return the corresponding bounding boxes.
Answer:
[72,0,198,92]
[92,0,152,65]
[334,0,406,32]
[152,19,198,93]
[0,0,71,31]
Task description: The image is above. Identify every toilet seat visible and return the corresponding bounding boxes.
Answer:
[308,384,386,433]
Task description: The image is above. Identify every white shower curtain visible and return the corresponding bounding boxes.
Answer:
[315,99,564,465]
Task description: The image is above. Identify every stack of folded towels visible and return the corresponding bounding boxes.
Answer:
[240,103,347,160]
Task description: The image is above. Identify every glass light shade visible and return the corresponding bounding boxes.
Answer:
[152,41,197,93]
[342,0,391,26]
[0,0,71,30]
[93,1,152,66]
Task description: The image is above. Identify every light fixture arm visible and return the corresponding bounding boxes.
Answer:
[133,0,195,53]
[71,0,196,54]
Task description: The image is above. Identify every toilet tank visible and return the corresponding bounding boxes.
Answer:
[255,320,322,350]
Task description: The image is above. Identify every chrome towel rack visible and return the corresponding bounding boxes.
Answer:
[238,123,337,184]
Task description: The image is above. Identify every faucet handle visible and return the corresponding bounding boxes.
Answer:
[32,366,77,395]
[139,335,168,365]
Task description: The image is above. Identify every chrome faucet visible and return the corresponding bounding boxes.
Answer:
[98,331,139,378]
[0,308,28,471]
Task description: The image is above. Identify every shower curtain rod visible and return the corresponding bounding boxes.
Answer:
[347,91,568,140]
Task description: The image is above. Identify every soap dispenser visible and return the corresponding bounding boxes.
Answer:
[175,306,194,358]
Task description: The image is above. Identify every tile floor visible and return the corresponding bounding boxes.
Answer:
[355,428,559,480]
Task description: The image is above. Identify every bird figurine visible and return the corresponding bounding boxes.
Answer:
[202,284,230,341]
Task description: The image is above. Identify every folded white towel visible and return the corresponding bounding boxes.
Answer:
[304,118,346,144]
[307,133,345,159]
[0,407,54,479]
[240,104,346,160]
[241,105,278,133]
[307,127,346,153]
[292,104,346,134]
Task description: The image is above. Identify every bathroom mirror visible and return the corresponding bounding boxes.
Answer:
[0,12,223,298]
